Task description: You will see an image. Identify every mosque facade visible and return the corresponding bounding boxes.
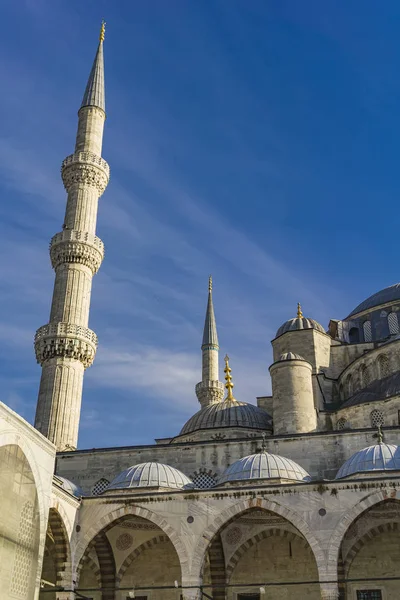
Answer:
[1,25,400,600]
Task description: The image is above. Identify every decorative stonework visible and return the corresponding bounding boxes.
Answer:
[226,526,243,545]
[116,533,133,551]
[34,322,97,368]
[61,151,109,195]
[50,230,104,274]
[195,380,224,407]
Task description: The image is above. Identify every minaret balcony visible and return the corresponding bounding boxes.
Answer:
[195,380,224,407]
[50,230,104,274]
[34,322,98,368]
[61,151,110,195]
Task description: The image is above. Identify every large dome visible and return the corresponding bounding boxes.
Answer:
[179,399,271,436]
[109,462,192,490]
[346,283,400,318]
[218,452,311,484]
[275,316,325,338]
[336,443,400,479]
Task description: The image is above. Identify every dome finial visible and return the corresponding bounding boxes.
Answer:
[297,302,303,318]
[99,19,106,43]
[377,424,383,445]
[208,274,212,292]
[224,354,236,401]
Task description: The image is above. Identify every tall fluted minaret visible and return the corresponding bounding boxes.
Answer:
[34,23,109,451]
[195,277,224,407]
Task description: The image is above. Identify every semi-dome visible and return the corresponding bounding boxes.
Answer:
[278,352,306,361]
[336,443,400,479]
[275,304,325,338]
[179,399,271,436]
[109,462,192,490]
[218,452,311,484]
[55,475,83,497]
[346,283,400,318]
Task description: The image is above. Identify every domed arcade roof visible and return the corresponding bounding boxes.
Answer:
[109,462,192,490]
[346,283,400,318]
[336,443,400,479]
[275,304,325,338]
[55,475,84,497]
[217,452,311,484]
[179,399,271,436]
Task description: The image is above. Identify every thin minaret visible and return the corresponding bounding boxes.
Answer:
[195,276,224,407]
[34,22,109,451]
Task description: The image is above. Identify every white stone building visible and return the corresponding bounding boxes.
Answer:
[1,23,400,600]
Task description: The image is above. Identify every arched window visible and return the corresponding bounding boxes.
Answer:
[360,364,372,388]
[370,409,384,427]
[337,418,347,431]
[191,468,217,489]
[339,383,344,400]
[378,354,390,378]
[91,478,109,495]
[349,327,360,343]
[363,320,372,342]
[346,374,353,398]
[388,311,399,335]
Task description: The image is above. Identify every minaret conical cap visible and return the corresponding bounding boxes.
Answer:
[202,275,219,348]
[81,21,106,112]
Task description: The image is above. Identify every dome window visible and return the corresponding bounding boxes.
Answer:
[337,418,347,431]
[363,320,372,342]
[370,410,384,427]
[388,311,399,335]
[360,365,372,388]
[91,478,110,495]
[346,375,353,398]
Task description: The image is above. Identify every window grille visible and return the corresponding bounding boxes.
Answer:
[346,375,353,398]
[370,409,384,427]
[192,470,217,489]
[363,320,372,342]
[337,418,347,431]
[388,311,399,335]
[378,354,389,378]
[361,365,372,387]
[356,591,382,600]
[91,478,109,495]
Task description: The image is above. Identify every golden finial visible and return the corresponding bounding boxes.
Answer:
[297,302,303,319]
[209,275,212,292]
[377,424,383,445]
[99,20,106,43]
[224,354,236,401]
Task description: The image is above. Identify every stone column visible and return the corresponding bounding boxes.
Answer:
[320,581,340,599]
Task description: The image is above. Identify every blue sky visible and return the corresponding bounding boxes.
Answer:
[1,1,399,448]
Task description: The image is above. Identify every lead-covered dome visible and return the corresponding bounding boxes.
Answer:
[109,462,192,490]
[346,283,400,318]
[55,475,83,497]
[217,452,311,484]
[336,443,400,479]
[278,352,307,361]
[179,399,271,436]
[275,304,325,338]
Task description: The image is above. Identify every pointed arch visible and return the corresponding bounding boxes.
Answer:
[327,489,400,580]
[226,528,312,581]
[75,505,187,583]
[116,535,169,585]
[189,497,325,580]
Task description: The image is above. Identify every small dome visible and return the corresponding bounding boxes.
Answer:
[179,399,271,436]
[346,283,400,318]
[278,352,306,361]
[217,452,311,484]
[56,475,83,497]
[109,462,192,490]
[275,316,325,338]
[336,443,400,479]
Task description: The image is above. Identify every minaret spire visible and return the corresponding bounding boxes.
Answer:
[195,276,224,408]
[34,24,110,451]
